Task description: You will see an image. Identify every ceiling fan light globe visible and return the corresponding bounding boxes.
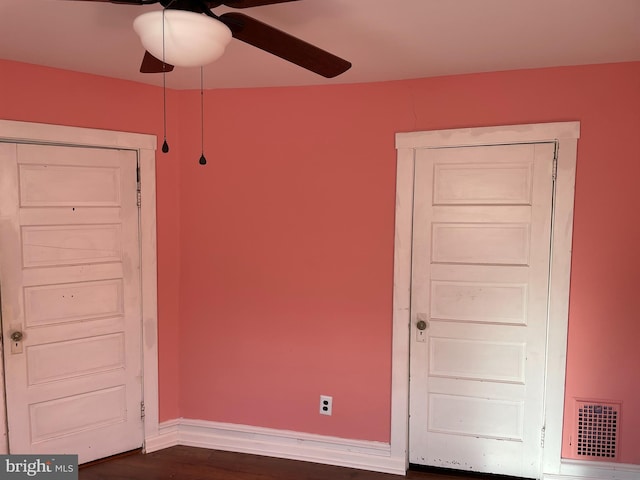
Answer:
[133,10,232,68]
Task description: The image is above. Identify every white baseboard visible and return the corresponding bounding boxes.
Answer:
[543,459,640,480]
[147,421,640,479]
[145,418,405,475]
[144,419,179,453]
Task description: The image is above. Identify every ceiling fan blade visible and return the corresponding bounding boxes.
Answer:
[219,12,351,78]
[140,51,175,73]
[218,0,300,8]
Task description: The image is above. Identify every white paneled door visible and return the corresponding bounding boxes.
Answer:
[409,143,555,478]
[0,142,144,463]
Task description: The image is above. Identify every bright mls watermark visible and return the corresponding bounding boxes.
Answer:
[0,456,77,480]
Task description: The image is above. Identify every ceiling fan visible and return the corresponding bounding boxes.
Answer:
[67,0,352,78]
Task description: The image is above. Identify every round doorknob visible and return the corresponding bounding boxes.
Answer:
[10,331,23,342]
[416,320,427,331]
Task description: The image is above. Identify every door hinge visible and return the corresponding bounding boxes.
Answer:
[136,164,141,208]
[552,142,559,181]
[540,425,546,448]
[140,401,146,419]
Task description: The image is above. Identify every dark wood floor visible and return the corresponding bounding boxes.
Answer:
[79,446,520,480]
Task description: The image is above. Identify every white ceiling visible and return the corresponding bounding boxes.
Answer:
[1,0,639,90]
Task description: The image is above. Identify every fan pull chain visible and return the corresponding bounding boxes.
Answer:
[161,8,169,154]
[199,67,207,165]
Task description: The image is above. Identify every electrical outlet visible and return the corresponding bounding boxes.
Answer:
[319,395,332,416]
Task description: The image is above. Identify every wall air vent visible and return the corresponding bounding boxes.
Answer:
[574,400,620,461]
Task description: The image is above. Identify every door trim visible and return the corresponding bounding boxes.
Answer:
[391,122,580,477]
[0,119,159,455]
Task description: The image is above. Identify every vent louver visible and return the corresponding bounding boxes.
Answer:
[575,401,620,460]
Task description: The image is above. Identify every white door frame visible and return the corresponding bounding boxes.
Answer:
[0,119,160,455]
[391,122,580,478]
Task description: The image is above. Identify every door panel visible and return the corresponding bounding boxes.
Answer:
[0,142,143,463]
[409,143,554,478]
[21,224,123,267]
[431,222,531,264]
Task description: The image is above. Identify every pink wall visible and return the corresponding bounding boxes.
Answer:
[2,59,639,464]
[176,84,400,439]
[175,63,640,461]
